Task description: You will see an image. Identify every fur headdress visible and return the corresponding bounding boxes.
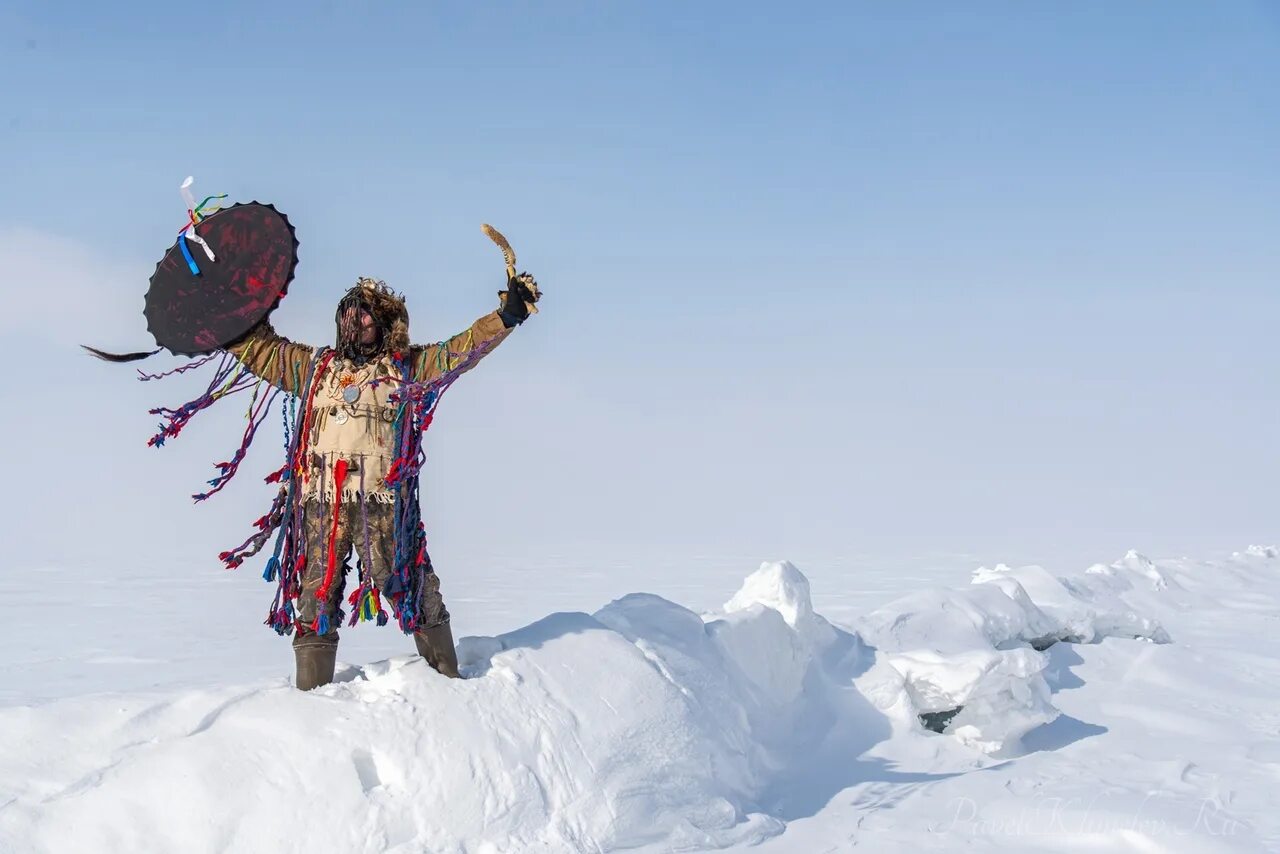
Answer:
[335,277,411,354]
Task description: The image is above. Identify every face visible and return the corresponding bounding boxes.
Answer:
[340,305,379,346]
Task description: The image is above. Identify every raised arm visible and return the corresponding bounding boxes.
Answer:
[406,273,540,385]
[224,320,316,396]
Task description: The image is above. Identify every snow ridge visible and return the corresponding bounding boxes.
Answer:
[2,549,1267,853]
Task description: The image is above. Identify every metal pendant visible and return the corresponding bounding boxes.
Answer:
[342,384,360,404]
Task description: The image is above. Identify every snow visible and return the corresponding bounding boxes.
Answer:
[3,547,1279,852]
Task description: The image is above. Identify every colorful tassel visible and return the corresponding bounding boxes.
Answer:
[137,319,503,641]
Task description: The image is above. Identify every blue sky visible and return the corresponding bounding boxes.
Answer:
[2,2,1278,573]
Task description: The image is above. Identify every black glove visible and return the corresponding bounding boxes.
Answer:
[498,272,540,328]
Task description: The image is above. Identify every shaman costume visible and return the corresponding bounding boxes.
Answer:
[226,275,539,687]
[87,184,541,690]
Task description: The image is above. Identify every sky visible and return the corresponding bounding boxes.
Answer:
[1,2,1278,584]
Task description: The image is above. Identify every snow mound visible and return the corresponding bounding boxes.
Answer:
[0,562,875,853]
[722,559,838,649]
[1085,548,1176,590]
[857,581,1060,753]
[973,560,1171,646]
[857,551,1173,753]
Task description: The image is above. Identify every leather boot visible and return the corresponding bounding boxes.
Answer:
[414,621,460,678]
[293,629,339,691]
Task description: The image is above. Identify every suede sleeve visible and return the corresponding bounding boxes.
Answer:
[407,310,514,385]
[223,321,316,395]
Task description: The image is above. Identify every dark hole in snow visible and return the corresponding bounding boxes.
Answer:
[919,707,963,733]
[1028,633,1090,651]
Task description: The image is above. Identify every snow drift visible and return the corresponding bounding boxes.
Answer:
[856,549,1173,752]
[0,551,1220,852]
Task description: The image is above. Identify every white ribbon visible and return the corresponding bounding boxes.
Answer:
[179,175,218,262]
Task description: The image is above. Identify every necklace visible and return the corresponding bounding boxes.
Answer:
[332,363,374,403]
